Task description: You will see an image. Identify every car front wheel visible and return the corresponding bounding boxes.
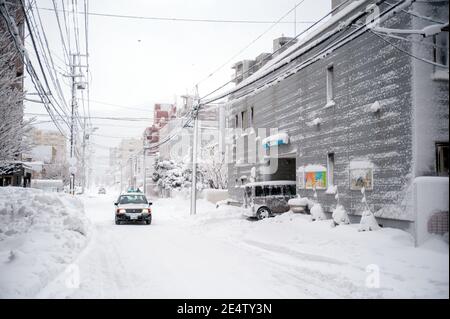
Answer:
[256,207,271,220]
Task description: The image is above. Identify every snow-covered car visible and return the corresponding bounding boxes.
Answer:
[114,192,152,225]
[241,181,297,220]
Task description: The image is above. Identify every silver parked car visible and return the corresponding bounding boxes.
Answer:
[241,181,297,220]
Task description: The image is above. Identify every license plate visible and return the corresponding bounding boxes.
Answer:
[130,214,139,220]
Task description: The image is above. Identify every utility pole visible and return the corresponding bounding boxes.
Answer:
[67,53,88,195]
[69,54,77,195]
[190,86,200,215]
[81,125,97,194]
[81,117,86,194]
[143,146,147,195]
[190,109,199,215]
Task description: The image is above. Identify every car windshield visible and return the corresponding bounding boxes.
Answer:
[118,195,147,204]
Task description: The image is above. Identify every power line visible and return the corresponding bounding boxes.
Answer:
[20,0,72,128]
[196,0,310,87]
[88,99,153,112]
[198,0,353,103]
[34,6,316,25]
[51,0,70,63]
[0,0,69,137]
[30,1,71,116]
[369,29,449,69]
[25,112,154,121]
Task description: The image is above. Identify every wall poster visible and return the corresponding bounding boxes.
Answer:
[304,165,327,190]
[350,168,373,190]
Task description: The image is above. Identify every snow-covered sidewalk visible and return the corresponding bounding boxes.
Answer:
[1,189,448,298]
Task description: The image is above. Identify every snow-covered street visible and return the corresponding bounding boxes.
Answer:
[29,191,449,299]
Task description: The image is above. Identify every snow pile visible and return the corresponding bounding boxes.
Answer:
[304,164,327,172]
[370,100,381,113]
[309,118,322,126]
[310,203,327,221]
[332,205,350,226]
[325,185,338,194]
[288,196,313,208]
[203,188,228,204]
[0,187,90,298]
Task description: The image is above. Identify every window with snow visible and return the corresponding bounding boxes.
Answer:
[327,153,335,187]
[433,31,449,67]
[326,65,335,105]
[241,110,248,130]
[436,142,449,176]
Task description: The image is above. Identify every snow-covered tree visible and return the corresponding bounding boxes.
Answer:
[199,143,227,189]
[152,159,193,194]
[0,30,32,174]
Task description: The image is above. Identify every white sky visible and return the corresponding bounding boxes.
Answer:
[23,0,331,175]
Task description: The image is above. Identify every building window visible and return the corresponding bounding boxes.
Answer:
[234,114,239,129]
[436,142,449,176]
[250,107,254,127]
[327,153,335,187]
[433,31,449,66]
[326,65,334,105]
[241,110,248,129]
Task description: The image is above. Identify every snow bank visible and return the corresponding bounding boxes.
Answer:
[151,197,448,298]
[310,203,327,221]
[0,187,91,298]
[203,189,228,204]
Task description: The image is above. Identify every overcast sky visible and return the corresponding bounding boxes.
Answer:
[24,0,331,176]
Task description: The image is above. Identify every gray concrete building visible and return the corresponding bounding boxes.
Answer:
[224,0,449,238]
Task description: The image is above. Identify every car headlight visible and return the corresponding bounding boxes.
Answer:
[117,208,126,214]
[142,208,150,213]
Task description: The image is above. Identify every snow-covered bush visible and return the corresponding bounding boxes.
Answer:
[310,203,327,221]
[358,187,380,231]
[359,210,380,231]
[332,204,350,226]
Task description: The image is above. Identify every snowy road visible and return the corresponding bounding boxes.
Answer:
[36,192,449,299]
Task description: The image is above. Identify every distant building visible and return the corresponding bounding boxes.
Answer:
[0,162,32,187]
[22,128,68,181]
